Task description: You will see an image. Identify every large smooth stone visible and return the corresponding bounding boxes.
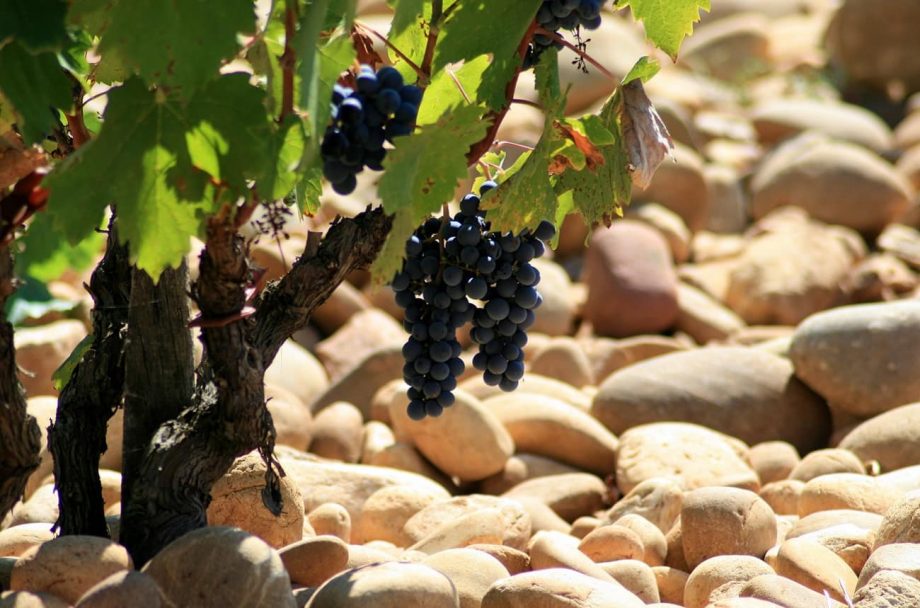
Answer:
[789,301,920,417]
[614,423,760,494]
[592,347,830,453]
[839,402,920,471]
[142,527,294,607]
[481,567,645,608]
[583,221,679,338]
[308,561,459,608]
[750,134,913,233]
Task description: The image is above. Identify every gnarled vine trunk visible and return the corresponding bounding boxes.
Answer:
[0,248,41,520]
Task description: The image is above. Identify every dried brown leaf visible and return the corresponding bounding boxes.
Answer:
[619,79,674,189]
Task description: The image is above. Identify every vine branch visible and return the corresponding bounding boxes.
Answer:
[278,1,298,122]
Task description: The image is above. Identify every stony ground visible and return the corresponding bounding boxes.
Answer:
[5,0,920,606]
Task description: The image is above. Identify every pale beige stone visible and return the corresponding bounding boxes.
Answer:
[278,535,349,587]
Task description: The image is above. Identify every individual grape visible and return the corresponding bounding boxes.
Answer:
[526,0,608,67]
[407,400,427,420]
[485,298,510,321]
[465,276,488,299]
[425,401,444,417]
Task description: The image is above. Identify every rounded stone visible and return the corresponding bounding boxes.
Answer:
[485,393,618,476]
[653,566,690,605]
[142,527,295,608]
[308,561,459,608]
[859,542,920,590]
[875,490,920,548]
[0,591,70,607]
[478,453,582,496]
[73,571,166,608]
[502,473,607,523]
[789,449,866,482]
[758,480,804,516]
[309,401,364,463]
[480,567,645,608]
[0,524,55,558]
[10,536,132,604]
[750,135,913,233]
[681,487,778,570]
[403,495,531,551]
[306,502,351,542]
[278,535,349,587]
[614,423,760,495]
[739,573,844,608]
[632,142,710,232]
[389,389,513,482]
[583,221,679,338]
[593,348,830,454]
[852,569,920,608]
[422,548,509,608]
[353,484,448,546]
[773,537,856,603]
[528,338,594,388]
[207,451,305,548]
[578,524,645,563]
[748,441,800,485]
[606,478,683,533]
[598,559,660,603]
[797,473,902,517]
[789,300,920,417]
[265,340,329,409]
[467,544,531,576]
[839,402,920,471]
[684,556,774,608]
[611,513,668,566]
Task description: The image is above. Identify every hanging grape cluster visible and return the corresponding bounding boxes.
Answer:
[525,0,606,68]
[321,65,423,195]
[390,181,556,420]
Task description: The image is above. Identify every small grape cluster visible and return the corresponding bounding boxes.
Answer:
[525,0,606,68]
[391,181,556,420]
[321,65,423,195]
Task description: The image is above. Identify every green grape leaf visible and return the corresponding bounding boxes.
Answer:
[95,0,256,92]
[0,0,68,52]
[45,75,271,280]
[371,104,491,281]
[67,0,115,36]
[386,0,429,83]
[53,333,94,390]
[0,42,72,145]
[416,54,489,125]
[298,30,355,162]
[622,56,661,85]
[434,0,542,109]
[247,0,286,115]
[4,275,77,327]
[554,91,631,227]
[260,117,307,200]
[618,0,709,61]
[326,0,357,29]
[294,161,323,216]
[471,149,506,192]
[16,211,104,283]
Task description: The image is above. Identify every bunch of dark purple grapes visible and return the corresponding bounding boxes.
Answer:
[321,65,423,195]
[390,181,556,420]
[525,0,606,68]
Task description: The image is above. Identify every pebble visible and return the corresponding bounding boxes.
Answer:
[14,320,87,397]
[684,555,774,608]
[206,451,304,548]
[485,393,617,476]
[578,524,645,563]
[633,143,711,233]
[789,448,866,482]
[278,535,349,587]
[796,523,875,574]
[758,480,804,516]
[73,571,165,608]
[856,542,920,590]
[422,548,509,608]
[528,337,594,388]
[10,536,132,605]
[583,220,679,338]
[605,477,683,533]
[773,537,857,603]
[314,308,404,381]
[308,561,459,608]
[611,513,668,566]
[480,567,645,608]
[467,544,531,575]
[306,503,351,542]
[653,565,690,605]
[0,524,55,558]
[502,473,607,523]
[797,473,902,516]
[874,490,920,548]
[852,569,920,608]
[265,340,329,409]
[402,495,531,551]
[680,487,777,570]
[748,441,800,485]
[353,484,446,546]
[675,282,746,343]
[408,507,507,554]
[478,453,582,496]
[598,559,660,603]
[308,344,404,418]
[839,402,920,471]
[739,573,845,608]
[614,423,760,494]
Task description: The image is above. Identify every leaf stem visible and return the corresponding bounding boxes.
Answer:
[355,22,426,82]
[511,97,543,110]
[278,1,298,123]
[491,140,535,152]
[420,0,443,81]
[445,67,472,103]
[535,27,618,81]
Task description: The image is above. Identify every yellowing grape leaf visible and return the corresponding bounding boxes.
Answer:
[618,0,709,60]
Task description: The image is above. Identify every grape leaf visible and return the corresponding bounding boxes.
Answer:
[434,0,541,109]
[325,0,357,29]
[16,211,104,283]
[386,0,429,83]
[67,0,114,36]
[554,91,631,227]
[294,161,323,216]
[260,117,306,200]
[53,333,93,390]
[95,0,256,93]
[0,0,68,52]
[0,42,72,145]
[371,104,491,281]
[45,75,272,279]
[416,55,489,125]
[618,0,709,61]
[622,56,661,85]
